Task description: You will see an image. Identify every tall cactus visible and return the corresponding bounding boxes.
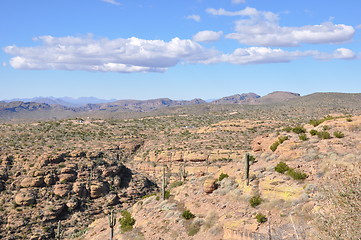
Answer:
[244,153,250,186]
[55,220,64,240]
[108,210,116,240]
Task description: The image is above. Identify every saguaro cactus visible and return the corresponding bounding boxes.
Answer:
[108,210,116,240]
[244,153,250,186]
[55,220,64,240]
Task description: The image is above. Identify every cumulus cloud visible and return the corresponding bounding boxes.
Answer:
[193,30,223,42]
[207,7,355,47]
[186,15,201,22]
[3,35,357,73]
[4,35,217,73]
[315,48,357,60]
[101,0,121,5]
[199,47,316,65]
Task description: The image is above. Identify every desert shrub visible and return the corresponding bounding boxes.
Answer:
[270,141,280,152]
[333,131,344,138]
[287,168,307,180]
[182,210,196,220]
[283,127,292,132]
[346,118,352,122]
[255,213,267,223]
[218,173,229,181]
[164,190,171,199]
[292,126,306,134]
[119,210,135,233]
[274,162,290,174]
[317,131,331,139]
[278,136,289,144]
[309,119,324,127]
[323,125,330,131]
[249,195,262,208]
[310,129,318,136]
[299,133,308,141]
[169,181,183,189]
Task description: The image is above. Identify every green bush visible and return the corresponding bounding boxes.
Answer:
[182,210,196,220]
[333,131,345,138]
[309,119,324,127]
[169,181,183,189]
[292,126,306,134]
[249,195,262,208]
[323,125,330,131]
[278,136,289,144]
[164,190,171,199]
[274,162,290,174]
[310,129,318,136]
[346,118,352,122]
[299,133,308,141]
[283,127,292,132]
[270,141,280,152]
[317,131,331,139]
[119,210,136,233]
[287,168,307,180]
[218,173,229,181]
[256,213,267,223]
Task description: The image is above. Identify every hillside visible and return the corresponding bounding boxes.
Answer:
[1,92,361,122]
[0,105,360,239]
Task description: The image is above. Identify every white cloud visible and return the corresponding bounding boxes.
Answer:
[315,48,357,60]
[101,0,121,5]
[2,62,7,67]
[207,7,355,47]
[193,30,223,42]
[206,7,259,17]
[356,24,361,29]
[3,35,358,73]
[186,15,201,22]
[3,35,217,73]
[199,47,316,65]
[232,0,246,4]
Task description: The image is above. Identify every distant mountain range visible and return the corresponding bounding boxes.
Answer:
[2,97,117,107]
[1,91,361,121]
[1,91,298,107]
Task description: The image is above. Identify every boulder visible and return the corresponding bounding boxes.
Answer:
[73,182,88,198]
[20,177,45,188]
[44,175,57,185]
[90,182,108,198]
[203,178,217,194]
[53,184,72,197]
[106,193,119,206]
[15,189,36,206]
[59,173,77,183]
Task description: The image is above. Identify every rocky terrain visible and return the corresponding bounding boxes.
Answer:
[0,93,360,239]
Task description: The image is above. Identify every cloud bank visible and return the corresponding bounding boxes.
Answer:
[4,36,217,73]
[3,35,357,73]
[207,7,355,47]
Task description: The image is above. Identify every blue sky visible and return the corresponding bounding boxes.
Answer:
[0,0,360,100]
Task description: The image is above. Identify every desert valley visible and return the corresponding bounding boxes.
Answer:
[0,91,360,240]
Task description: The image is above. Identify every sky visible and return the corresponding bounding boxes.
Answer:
[0,0,360,100]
